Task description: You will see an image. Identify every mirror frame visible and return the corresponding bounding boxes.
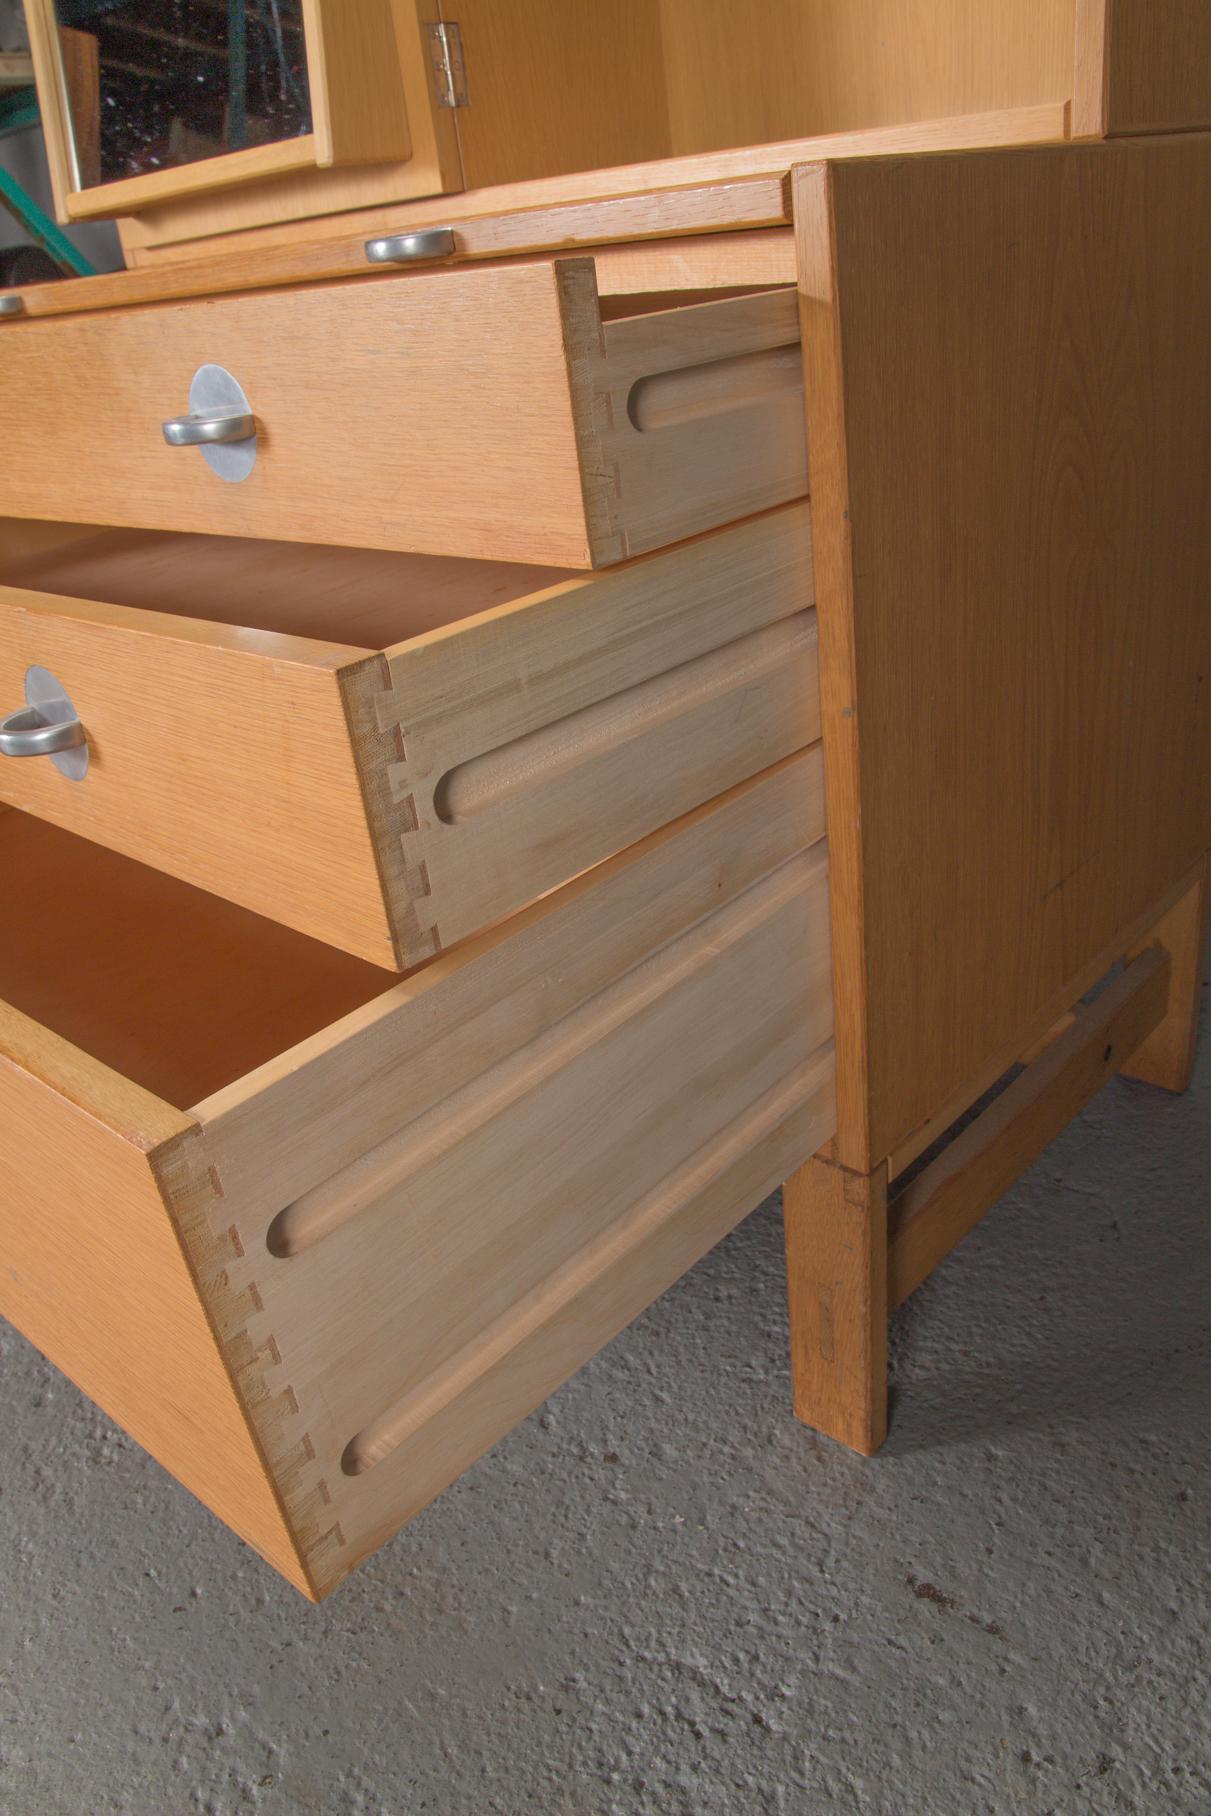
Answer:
[24,0,412,223]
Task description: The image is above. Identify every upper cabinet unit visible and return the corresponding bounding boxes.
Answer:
[19,1,1211,263]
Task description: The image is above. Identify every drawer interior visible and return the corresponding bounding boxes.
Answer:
[0,519,577,653]
[0,755,835,1596]
[0,808,395,1108]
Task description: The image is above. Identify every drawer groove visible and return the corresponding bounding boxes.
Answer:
[626,342,803,433]
[340,1041,834,1481]
[268,845,819,1258]
[430,609,817,825]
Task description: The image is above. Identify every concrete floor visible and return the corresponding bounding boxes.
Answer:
[2,957,1208,1815]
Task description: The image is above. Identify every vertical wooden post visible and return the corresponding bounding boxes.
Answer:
[783,1154,889,1455]
[1120,857,1209,1094]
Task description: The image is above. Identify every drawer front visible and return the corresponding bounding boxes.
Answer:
[0,261,805,567]
[0,578,399,966]
[0,756,835,1597]
[0,991,312,1595]
[0,505,819,969]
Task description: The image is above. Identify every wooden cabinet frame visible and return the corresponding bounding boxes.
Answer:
[785,135,1211,1451]
[23,0,417,223]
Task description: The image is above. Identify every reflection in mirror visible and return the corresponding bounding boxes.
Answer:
[51,0,312,189]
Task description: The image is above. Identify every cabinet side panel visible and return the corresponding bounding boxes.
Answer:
[799,138,1211,1164]
[1076,0,1211,136]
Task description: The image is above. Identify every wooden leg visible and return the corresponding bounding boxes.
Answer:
[1121,857,1209,1093]
[783,1154,889,1454]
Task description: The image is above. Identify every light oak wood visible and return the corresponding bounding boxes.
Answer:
[0,504,818,967]
[0,557,398,967]
[194,756,834,1591]
[302,0,411,169]
[794,136,1211,1173]
[17,190,795,322]
[20,0,76,223]
[0,756,836,1596]
[660,0,1073,151]
[374,502,819,957]
[25,0,417,225]
[887,948,1171,1310]
[115,102,1070,267]
[0,814,390,1110]
[444,0,671,188]
[783,1155,888,1455]
[0,265,804,567]
[0,999,310,1595]
[885,859,1208,1181]
[1074,0,1211,137]
[62,137,322,224]
[1120,858,1209,1094]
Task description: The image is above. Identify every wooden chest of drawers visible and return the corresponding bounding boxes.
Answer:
[1,128,1208,1598]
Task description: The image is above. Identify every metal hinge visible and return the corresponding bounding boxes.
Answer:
[426,21,468,108]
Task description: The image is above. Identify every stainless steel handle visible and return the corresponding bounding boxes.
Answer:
[0,294,25,318]
[162,409,256,447]
[0,705,87,758]
[365,227,456,266]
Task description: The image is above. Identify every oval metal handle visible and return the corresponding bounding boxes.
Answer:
[0,705,87,758]
[0,293,25,318]
[162,409,256,447]
[365,227,456,266]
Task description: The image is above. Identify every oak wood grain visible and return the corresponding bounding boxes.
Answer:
[0,580,396,964]
[115,102,1069,267]
[887,948,1171,1308]
[0,263,802,567]
[191,755,835,1591]
[0,1003,310,1595]
[1074,0,1211,136]
[783,1154,888,1454]
[795,136,1211,1170]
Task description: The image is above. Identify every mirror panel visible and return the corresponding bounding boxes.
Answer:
[51,0,312,189]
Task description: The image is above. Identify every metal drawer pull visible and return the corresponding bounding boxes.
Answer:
[0,667,89,779]
[0,293,25,318]
[163,364,257,482]
[0,707,86,757]
[162,409,255,447]
[365,227,456,266]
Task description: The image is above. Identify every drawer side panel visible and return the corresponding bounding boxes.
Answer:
[189,755,834,1593]
[376,503,819,962]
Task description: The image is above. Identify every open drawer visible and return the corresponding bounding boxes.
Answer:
[0,756,835,1598]
[0,505,819,968]
[0,264,806,567]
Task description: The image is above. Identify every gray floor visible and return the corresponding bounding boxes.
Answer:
[2,955,1208,1816]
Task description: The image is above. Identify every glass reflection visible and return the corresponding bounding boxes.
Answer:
[51,0,312,188]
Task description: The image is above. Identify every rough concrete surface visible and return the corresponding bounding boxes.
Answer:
[1,953,1208,1816]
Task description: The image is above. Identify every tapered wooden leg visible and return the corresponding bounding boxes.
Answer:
[1121,858,1209,1093]
[783,1154,889,1454]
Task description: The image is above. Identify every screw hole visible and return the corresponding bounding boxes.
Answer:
[1103,1044,1113,1062]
